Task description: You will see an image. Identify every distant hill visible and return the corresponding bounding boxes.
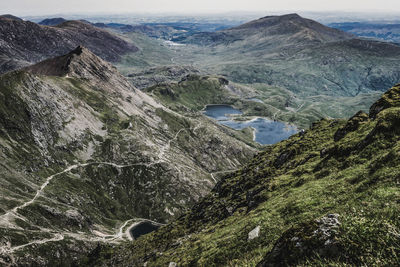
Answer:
[38,17,66,26]
[0,14,22,21]
[180,13,354,46]
[0,16,138,73]
[329,22,400,44]
[174,14,400,98]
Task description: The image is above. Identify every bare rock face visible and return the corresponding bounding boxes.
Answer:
[0,16,138,73]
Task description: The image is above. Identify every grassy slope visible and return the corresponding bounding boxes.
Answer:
[93,84,400,266]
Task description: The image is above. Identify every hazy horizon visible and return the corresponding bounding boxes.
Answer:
[2,0,400,17]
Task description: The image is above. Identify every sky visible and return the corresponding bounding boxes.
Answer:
[2,0,400,16]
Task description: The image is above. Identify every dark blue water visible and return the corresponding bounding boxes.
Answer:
[203,105,297,145]
[129,221,160,239]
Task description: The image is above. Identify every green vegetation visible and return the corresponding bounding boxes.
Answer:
[94,84,400,266]
[146,75,235,111]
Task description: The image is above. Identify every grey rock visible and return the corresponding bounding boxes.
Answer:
[248,225,260,240]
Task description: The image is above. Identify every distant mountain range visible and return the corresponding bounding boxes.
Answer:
[329,22,400,44]
[0,15,138,74]
[37,16,234,40]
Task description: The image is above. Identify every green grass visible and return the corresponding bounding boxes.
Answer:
[91,85,400,266]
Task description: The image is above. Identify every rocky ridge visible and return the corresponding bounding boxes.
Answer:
[0,16,138,74]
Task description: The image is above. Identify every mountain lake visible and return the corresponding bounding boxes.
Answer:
[203,104,297,145]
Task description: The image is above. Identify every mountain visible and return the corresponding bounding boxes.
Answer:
[113,14,400,128]
[180,13,353,46]
[0,16,138,74]
[177,14,400,96]
[0,14,22,21]
[38,17,67,26]
[329,22,400,44]
[96,83,400,266]
[0,47,257,265]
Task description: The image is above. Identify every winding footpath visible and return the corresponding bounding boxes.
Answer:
[0,116,237,258]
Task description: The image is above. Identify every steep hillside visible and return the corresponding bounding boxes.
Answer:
[0,47,257,265]
[0,16,138,74]
[97,84,400,266]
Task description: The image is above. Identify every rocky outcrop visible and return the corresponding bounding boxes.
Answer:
[369,83,400,119]
[334,110,369,141]
[257,214,341,266]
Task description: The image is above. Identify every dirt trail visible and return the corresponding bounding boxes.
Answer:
[0,116,233,257]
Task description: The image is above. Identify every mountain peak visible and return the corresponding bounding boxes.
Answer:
[226,13,353,42]
[23,45,128,85]
[24,45,93,77]
[23,45,138,95]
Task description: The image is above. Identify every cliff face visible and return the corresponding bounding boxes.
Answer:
[97,83,400,266]
[0,16,138,74]
[0,47,257,265]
